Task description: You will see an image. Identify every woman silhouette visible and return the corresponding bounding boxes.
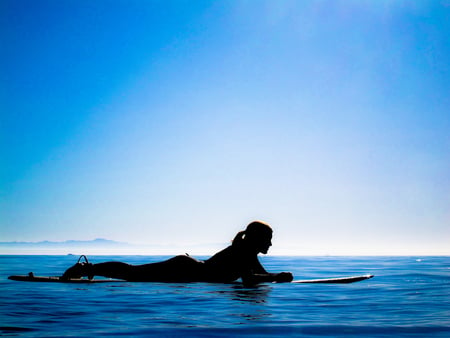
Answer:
[61,221,293,286]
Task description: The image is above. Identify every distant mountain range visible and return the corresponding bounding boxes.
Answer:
[0,238,130,247]
[0,239,223,255]
[0,238,135,255]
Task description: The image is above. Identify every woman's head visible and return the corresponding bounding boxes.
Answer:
[233,221,273,254]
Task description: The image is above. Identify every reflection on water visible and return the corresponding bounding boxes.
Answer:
[206,283,273,323]
[203,282,272,304]
[230,284,273,323]
[229,283,272,304]
[147,282,273,324]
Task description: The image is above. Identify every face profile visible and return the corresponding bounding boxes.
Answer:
[256,232,272,254]
[242,221,273,254]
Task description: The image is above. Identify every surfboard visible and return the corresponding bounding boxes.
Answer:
[292,274,374,284]
[9,274,374,284]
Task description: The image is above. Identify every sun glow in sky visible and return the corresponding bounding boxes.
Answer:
[1,0,449,255]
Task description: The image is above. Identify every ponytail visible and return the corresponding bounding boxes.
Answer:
[232,230,246,247]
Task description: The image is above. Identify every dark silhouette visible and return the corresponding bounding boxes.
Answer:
[61,221,293,286]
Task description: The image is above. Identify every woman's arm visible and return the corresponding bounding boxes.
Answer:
[242,256,293,286]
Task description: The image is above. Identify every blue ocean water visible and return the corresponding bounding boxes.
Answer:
[1,255,449,337]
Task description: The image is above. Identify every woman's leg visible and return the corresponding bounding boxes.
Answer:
[62,255,204,281]
[61,260,135,280]
[91,262,135,280]
[90,261,171,281]
[132,255,204,282]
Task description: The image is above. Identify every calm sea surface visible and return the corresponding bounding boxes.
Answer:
[1,255,449,337]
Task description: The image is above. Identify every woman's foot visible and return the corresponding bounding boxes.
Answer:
[61,255,94,280]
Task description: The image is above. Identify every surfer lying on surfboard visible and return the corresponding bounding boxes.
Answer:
[61,221,293,286]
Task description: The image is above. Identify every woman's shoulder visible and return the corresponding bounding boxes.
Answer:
[206,244,253,263]
[207,245,234,261]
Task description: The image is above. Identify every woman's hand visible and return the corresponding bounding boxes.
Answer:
[274,272,293,283]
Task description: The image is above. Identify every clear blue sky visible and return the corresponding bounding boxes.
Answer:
[1,0,449,255]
